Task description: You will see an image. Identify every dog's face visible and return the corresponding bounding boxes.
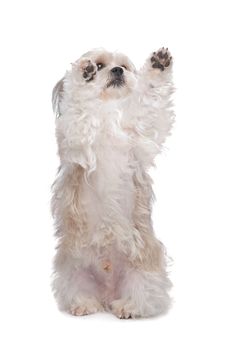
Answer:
[52,49,138,118]
[75,49,137,100]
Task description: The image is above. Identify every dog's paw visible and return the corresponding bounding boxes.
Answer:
[110,299,136,319]
[78,58,97,82]
[151,48,172,71]
[70,298,103,316]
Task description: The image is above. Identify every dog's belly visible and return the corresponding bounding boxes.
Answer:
[86,244,129,304]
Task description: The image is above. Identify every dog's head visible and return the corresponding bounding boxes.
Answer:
[52,49,137,116]
[79,49,137,98]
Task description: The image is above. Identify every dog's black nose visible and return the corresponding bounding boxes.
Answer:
[111,66,124,76]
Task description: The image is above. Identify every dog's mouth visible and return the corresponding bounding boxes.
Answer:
[106,78,125,88]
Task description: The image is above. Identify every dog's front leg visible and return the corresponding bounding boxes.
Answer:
[131,48,174,160]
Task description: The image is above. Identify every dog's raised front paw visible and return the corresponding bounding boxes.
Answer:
[78,58,97,82]
[151,48,172,71]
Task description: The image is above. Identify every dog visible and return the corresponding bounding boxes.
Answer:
[51,48,174,318]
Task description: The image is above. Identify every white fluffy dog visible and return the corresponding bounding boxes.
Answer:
[51,48,174,319]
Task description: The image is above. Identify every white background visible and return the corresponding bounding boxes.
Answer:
[0,0,232,349]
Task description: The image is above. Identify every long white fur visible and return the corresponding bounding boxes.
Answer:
[51,48,174,319]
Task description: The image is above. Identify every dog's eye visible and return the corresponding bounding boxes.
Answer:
[97,63,105,71]
[121,65,128,70]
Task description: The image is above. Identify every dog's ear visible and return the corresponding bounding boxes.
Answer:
[52,78,64,118]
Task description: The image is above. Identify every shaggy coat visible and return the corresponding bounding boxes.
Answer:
[51,48,174,318]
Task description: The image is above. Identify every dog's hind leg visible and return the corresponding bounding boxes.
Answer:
[53,250,104,316]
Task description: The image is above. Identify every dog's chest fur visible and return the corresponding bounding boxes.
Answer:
[79,105,137,241]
